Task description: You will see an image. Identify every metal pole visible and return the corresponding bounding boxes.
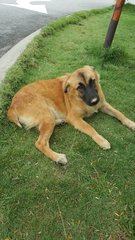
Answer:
[104,0,125,48]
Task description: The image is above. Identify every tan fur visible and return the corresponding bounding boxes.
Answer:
[7,66,135,164]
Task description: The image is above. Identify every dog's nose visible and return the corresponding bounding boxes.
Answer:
[89,97,99,106]
[91,98,98,104]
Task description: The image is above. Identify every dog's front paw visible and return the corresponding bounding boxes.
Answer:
[100,139,111,150]
[56,154,68,165]
[95,135,111,150]
[124,119,135,130]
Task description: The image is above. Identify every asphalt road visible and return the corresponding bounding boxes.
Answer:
[0,0,115,58]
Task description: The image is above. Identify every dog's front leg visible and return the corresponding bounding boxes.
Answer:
[100,102,135,130]
[67,116,111,150]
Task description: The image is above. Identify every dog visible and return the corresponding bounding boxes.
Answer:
[7,66,135,165]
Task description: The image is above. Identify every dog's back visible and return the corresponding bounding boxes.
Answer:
[7,78,67,129]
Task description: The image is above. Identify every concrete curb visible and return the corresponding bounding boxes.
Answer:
[0,29,41,82]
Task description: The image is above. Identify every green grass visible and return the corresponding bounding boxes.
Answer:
[0,4,135,240]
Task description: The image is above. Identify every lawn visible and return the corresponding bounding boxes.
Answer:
[0,4,135,240]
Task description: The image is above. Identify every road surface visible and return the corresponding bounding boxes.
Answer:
[0,0,115,57]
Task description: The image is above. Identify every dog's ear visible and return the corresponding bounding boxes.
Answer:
[63,74,71,93]
[64,83,70,93]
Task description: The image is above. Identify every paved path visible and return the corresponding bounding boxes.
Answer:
[0,0,115,58]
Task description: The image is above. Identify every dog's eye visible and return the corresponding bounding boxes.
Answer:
[77,82,85,90]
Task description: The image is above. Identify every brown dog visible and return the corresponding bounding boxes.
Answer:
[7,66,135,164]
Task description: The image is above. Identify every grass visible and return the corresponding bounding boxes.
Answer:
[0,4,135,240]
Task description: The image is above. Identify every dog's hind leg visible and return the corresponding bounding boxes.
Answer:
[100,102,135,130]
[35,121,67,165]
[7,107,22,128]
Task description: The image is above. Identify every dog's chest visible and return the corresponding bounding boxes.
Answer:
[49,106,65,124]
[84,106,99,117]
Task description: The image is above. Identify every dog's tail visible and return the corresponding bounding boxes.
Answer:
[7,107,22,128]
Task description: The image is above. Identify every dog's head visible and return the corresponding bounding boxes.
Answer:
[64,66,100,106]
